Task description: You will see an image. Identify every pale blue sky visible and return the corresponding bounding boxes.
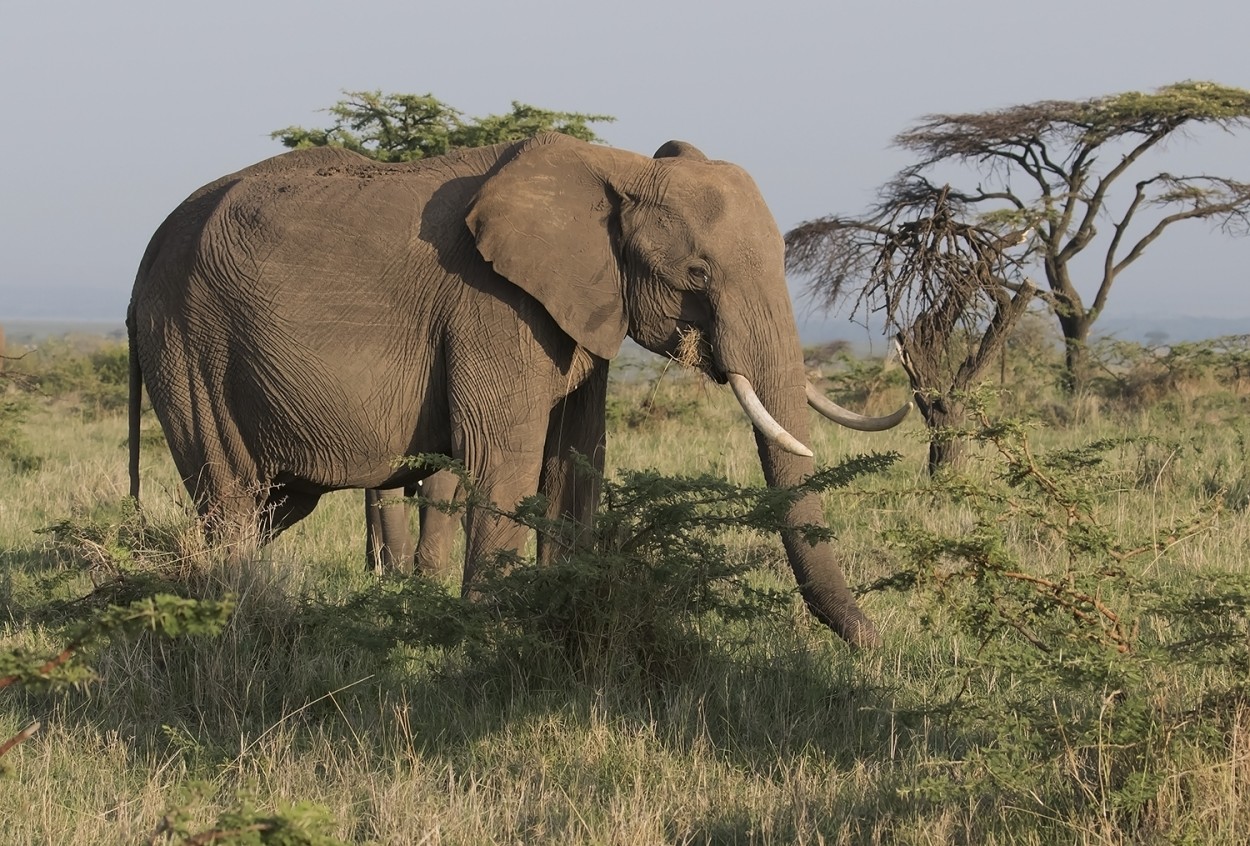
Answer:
[1,0,1246,325]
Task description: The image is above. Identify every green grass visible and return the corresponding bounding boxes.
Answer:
[2,344,1250,844]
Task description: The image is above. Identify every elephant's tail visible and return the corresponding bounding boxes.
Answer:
[127,302,141,503]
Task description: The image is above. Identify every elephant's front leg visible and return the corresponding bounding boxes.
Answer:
[538,360,609,564]
[455,418,549,588]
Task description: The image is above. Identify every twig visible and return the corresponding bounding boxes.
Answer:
[184,823,273,845]
[1000,570,1132,650]
[0,641,84,690]
[0,721,41,760]
[225,674,374,771]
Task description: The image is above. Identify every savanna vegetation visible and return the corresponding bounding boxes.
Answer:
[2,324,1249,844]
[271,90,614,162]
[787,80,1250,393]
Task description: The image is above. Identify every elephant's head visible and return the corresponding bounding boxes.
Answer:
[467,133,908,646]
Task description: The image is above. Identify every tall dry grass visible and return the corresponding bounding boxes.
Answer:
[1,339,1248,844]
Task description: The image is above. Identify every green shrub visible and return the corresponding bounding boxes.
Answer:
[147,788,346,846]
[2,496,232,777]
[36,497,204,600]
[88,344,129,387]
[1090,334,1250,415]
[0,396,41,473]
[868,407,1247,828]
[320,451,898,689]
[7,337,129,416]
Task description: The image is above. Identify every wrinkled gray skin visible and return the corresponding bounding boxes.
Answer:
[129,133,897,647]
[364,472,462,576]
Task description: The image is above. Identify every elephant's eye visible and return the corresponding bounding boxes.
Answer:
[687,263,711,288]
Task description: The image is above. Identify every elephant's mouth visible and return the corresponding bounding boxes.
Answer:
[674,323,727,383]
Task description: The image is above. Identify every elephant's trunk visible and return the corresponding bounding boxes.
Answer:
[715,330,881,647]
[748,385,882,649]
[705,259,887,646]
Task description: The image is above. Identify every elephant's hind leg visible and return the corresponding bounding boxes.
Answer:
[183,461,270,553]
[362,476,463,577]
[415,471,462,578]
[365,487,416,574]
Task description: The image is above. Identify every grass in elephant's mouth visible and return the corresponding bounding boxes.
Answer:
[673,325,710,370]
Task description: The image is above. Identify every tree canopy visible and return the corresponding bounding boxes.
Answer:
[272,90,615,162]
[787,81,1250,389]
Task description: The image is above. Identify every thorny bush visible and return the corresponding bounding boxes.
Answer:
[316,451,900,689]
[866,402,1249,828]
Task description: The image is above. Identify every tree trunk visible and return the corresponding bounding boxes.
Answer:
[913,394,965,475]
[1057,314,1094,394]
[894,280,1035,476]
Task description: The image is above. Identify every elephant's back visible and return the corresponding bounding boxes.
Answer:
[129,145,493,490]
[132,140,517,298]
[133,142,482,325]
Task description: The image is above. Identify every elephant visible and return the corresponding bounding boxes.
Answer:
[364,471,462,576]
[127,132,909,647]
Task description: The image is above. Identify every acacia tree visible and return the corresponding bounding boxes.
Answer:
[790,187,1035,472]
[788,81,1250,391]
[272,90,614,162]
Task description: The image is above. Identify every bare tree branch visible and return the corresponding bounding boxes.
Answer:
[790,80,1250,392]
[791,187,1039,472]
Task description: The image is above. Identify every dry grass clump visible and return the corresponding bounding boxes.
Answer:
[673,325,709,370]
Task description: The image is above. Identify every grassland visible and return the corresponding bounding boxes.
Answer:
[1,335,1249,844]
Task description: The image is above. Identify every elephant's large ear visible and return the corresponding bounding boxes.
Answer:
[466,134,627,360]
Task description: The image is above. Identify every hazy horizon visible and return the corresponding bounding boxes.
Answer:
[2,1,1247,326]
[6,311,1248,351]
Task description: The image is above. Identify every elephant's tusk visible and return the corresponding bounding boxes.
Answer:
[727,373,814,458]
[805,383,912,432]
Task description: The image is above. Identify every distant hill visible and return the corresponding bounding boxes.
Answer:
[1,319,126,345]
[1091,315,1250,344]
[794,313,1250,351]
[3,314,1248,350]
